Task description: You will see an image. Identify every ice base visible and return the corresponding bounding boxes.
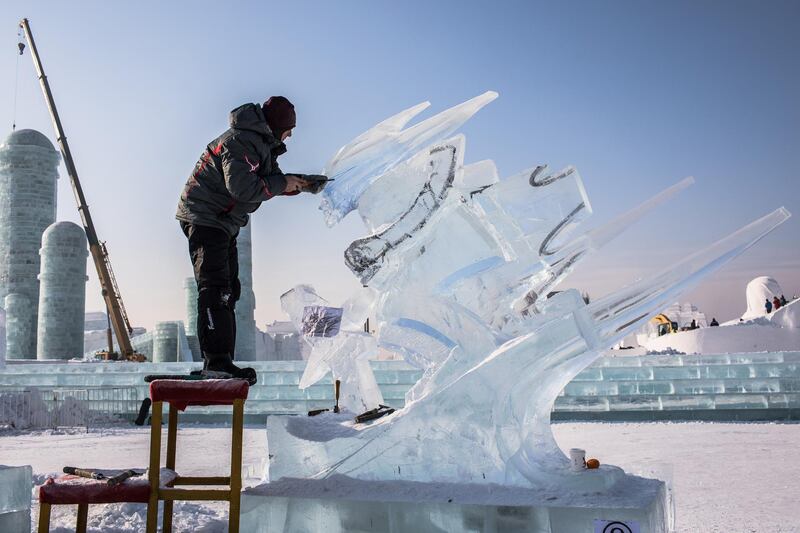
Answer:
[0,465,32,533]
[240,473,671,532]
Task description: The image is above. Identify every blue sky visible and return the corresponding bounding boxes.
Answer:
[1,0,797,328]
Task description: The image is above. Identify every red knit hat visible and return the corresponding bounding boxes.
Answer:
[262,96,296,136]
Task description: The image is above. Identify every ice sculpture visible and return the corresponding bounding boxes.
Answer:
[280,285,384,413]
[320,91,498,226]
[269,92,790,493]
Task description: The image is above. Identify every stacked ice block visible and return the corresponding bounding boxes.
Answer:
[556,351,800,418]
[1,353,799,420]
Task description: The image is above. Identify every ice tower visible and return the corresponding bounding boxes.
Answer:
[0,306,5,366]
[36,221,88,360]
[0,129,59,359]
[183,277,201,361]
[235,222,257,361]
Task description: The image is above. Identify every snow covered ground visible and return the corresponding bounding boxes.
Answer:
[1,422,798,532]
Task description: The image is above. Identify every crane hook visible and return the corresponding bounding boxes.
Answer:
[18,42,25,55]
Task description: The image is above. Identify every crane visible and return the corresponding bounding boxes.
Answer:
[18,18,145,362]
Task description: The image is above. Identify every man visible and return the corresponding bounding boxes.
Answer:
[176,96,327,382]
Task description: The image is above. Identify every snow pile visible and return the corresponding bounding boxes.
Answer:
[33,500,227,533]
[742,276,784,319]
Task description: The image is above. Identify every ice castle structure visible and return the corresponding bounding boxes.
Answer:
[245,92,790,532]
[0,129,59,359]
[36,221,88,360]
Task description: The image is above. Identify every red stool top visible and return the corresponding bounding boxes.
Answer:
[149,379,249,411]
[38,468,177,505]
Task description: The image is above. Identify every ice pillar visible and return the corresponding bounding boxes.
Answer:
[152,321,180,363]
[183,277,201,361]
[0,306,6,367]
[235,221,257,361]
[37,222,88,360]
[0,129,59,359]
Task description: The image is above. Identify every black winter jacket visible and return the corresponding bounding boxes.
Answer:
[176,103,293,236]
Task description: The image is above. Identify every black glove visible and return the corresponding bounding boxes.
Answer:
[300,174,331,194]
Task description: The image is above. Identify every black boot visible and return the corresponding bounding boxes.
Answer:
[202,352,257,385]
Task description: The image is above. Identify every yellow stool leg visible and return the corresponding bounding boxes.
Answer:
[76,503,88,533]
[37,502,51,533]
[228,398,245,533]
[146,400,163,533]
[163,403,178,533]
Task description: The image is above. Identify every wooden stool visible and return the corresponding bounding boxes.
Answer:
[37,468,177,533]
[146,379,249,533]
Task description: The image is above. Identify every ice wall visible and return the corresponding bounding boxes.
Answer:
[267,92,791,492]
[256,325,306,361]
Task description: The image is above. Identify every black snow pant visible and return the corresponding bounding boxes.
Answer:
[181,222,240,361]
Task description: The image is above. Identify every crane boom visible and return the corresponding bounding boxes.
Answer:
[19,18,140,359]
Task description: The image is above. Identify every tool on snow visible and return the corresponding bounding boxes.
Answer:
[308,379,342,416]
[63,467,105,481]
[333,379,341,413]
[355,405,395,424]
[62,467,143,485]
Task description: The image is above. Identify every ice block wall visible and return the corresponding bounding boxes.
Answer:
[0,129,59,359]
[37,221,88,360]
[235,221,257,361]
[3,294,33,361]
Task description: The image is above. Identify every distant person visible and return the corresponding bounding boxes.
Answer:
[765,298,773,314]
[176,96,329,382]
[710,318,719,327]
[773,296,781,311]
[780,295,788,306]
[690,319,697,330]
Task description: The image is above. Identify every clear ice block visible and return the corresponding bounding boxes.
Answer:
[0,465,31,533]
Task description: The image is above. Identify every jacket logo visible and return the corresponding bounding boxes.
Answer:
[244,154,260,173]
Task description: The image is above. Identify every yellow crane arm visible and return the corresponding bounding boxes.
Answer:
[19,18,141,359]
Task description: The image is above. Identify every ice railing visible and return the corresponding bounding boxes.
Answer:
[0,385,139,430]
